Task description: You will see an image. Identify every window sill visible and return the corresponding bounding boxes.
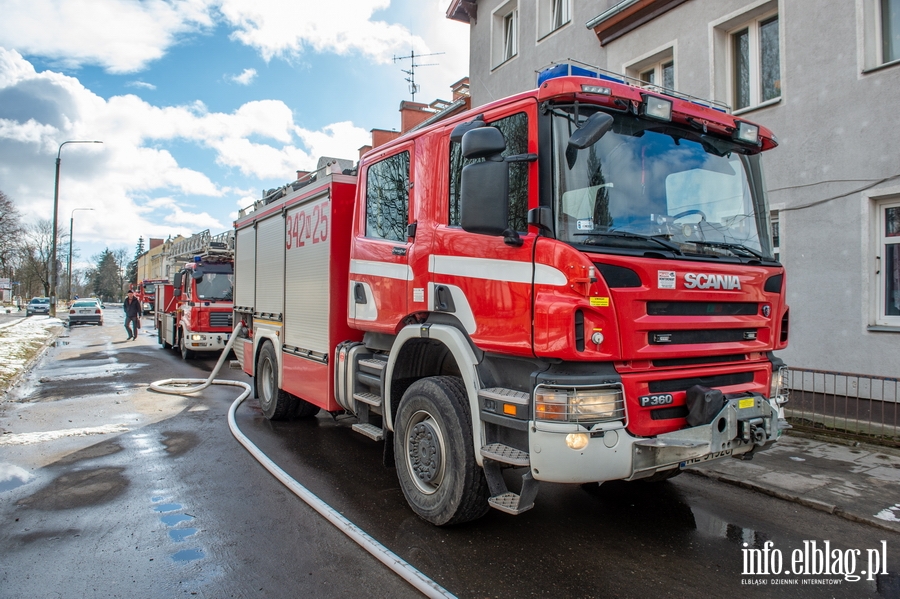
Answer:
[733,97,781,116]
[867,325,900,333]
[537,20,571,43]
[491,53,519,72]
[861,57,900,75]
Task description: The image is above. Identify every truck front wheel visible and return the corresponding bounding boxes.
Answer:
[393,376,489,526]
[179,330,195,360]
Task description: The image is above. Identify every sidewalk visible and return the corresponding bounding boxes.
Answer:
[687,432,900,534]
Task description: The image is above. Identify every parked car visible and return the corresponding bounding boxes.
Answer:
[26,297,50,316]
[67,300,104,326]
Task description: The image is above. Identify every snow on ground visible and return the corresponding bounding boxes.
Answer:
[0,316,63,390]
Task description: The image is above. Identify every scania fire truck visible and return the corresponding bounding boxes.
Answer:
[155,230,235,360]
[232,65,790,526]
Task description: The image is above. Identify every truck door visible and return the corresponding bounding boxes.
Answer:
[349,144,413,333]
[430,102,538,356]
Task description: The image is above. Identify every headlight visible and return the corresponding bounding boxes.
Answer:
[535,386,625,423]
[770,366,789,403]
[190,334,203,341]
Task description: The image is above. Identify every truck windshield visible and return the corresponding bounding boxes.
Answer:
[195,267,233,301]
[551,106,775,261]
[142,283,156,295]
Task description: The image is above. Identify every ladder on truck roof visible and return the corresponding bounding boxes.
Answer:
[167,229,234,263]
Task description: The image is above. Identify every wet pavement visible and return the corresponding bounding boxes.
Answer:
[688,433,900,534]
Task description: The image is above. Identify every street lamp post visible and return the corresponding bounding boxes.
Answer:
[50,140,101,316]
[67,208,95,303]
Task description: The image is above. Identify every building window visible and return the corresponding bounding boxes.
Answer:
[640,60,675,91]
[624,45,676,92]
[448,112,530,232]
[877,200,900,324]
[883,0,900,63]
[492,1,519,68]
[538,0,571,39]
[730,14,780,111]
[365,151,410,242]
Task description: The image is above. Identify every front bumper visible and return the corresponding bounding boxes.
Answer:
[183,331,231,352]
[528,394,788,484]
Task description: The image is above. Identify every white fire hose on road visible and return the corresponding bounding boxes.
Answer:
[150,325,454,599]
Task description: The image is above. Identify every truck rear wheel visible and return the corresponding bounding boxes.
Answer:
[393,376,489,526]
[256,342,320,420]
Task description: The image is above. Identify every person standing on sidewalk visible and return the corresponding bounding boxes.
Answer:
[123,290,141,341]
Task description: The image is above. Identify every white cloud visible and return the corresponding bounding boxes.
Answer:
[127,81,157,90]
[218,0,429,64]
[230,68,257,85]
[0,0,214,73]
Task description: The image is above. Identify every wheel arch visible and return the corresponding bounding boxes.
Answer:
[384,323,483,465]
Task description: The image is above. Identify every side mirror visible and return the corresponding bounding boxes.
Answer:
[174,271,184,289]
[566,112,614,169]
[191,269,203,281]
[459,128,510,236]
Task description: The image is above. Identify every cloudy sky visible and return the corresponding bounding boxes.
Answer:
[0,0,468,268]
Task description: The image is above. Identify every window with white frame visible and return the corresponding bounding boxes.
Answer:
[538,0,571,39]
[730,13,780,111]
[877,199,900,325]
[492,1,519,67]
[640,60,674,91]
[625,47,675,92]
[862,0,900,70]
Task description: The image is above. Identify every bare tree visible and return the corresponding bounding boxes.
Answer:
[18,220,68,298]
[0,190,23,277]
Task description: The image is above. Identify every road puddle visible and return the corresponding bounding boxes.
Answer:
[0,463,32,492]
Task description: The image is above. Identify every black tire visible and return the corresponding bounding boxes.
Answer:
[256,342,297,420]
[179,331,195,360]
[393,376,489,526]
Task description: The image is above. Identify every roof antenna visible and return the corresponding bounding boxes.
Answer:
[393,49,444,101]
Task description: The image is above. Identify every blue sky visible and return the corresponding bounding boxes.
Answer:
[0,0,468,269]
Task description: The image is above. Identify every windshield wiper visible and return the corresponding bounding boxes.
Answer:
[690,240,764,260]
[578,231,683,255]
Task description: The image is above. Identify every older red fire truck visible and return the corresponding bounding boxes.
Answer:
[155,230,235,360]
[233,66,790,526]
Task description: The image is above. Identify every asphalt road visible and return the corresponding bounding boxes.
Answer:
[1,313,898,599]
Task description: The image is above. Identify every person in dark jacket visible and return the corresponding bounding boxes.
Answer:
[123,290,141,341]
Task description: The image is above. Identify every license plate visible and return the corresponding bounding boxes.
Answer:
[680,448,732,467]
[79,310,91,314]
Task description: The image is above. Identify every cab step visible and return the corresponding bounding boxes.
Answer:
[353,392,382,407]
[488,492,531,515]
[351,423,384,441]
[485,471,540,515]
[480,443,530,466]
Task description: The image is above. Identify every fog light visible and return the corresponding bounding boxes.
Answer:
[566,433,589,451]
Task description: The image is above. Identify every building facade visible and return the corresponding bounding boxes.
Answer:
[448,0,900,377]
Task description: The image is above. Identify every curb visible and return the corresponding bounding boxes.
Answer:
[685,468,900,535]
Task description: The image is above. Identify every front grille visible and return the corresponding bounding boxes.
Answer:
[650,406,688,420]
[653,354,747,368]
[647,302,758,316]
[649,329,757,345]
[209,312,233,328]
[648,371,754,393]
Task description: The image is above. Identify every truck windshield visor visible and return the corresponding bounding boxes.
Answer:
[551,106,775,261]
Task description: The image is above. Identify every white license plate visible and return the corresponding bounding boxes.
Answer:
[78,310,92,314]
[680,448,732,467]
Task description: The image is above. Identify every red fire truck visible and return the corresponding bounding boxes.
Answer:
[232,66,790,526]
[137,278,168,315]
[155,230,235,360]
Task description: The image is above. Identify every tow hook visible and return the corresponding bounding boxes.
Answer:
[740,417,767,446]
